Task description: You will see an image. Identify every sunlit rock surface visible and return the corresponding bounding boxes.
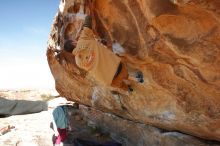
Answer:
[47,0,220,142]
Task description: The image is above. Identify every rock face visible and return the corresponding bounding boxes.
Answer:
[47,0,220,142]
[72,105,220,146]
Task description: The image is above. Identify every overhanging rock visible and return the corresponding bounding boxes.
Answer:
[47,0,220,142]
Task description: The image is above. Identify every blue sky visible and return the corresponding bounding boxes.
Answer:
[0,0,60,89]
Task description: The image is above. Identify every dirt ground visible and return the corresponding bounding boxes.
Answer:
[0,110,54,146]
[0,89,57,146]
[0,89,112,146]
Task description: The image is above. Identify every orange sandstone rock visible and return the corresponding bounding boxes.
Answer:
[47,0,220,141]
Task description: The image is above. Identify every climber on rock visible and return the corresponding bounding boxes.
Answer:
[64,15,143,92]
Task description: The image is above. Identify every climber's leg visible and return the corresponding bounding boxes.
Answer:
[111,62,132,92]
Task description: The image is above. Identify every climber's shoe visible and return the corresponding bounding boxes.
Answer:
[135,71,143,79]
[135,71,144,83]
[138,78,144,83]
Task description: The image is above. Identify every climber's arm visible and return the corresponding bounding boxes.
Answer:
[77,15,95,40]
[83,16,112,48]
[83,15,92,29]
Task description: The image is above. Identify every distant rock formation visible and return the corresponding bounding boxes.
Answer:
[47,0,220,142]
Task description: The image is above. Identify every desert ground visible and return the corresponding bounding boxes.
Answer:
[0,89,111,146]
[0,89,57,146]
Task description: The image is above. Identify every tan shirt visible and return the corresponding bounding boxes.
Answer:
[73,28,121,86]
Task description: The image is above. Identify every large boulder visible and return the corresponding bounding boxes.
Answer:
[47,0,220,142]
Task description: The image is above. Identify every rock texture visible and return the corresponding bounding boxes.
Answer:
[72,105,220,146]
[47,0,220,142]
